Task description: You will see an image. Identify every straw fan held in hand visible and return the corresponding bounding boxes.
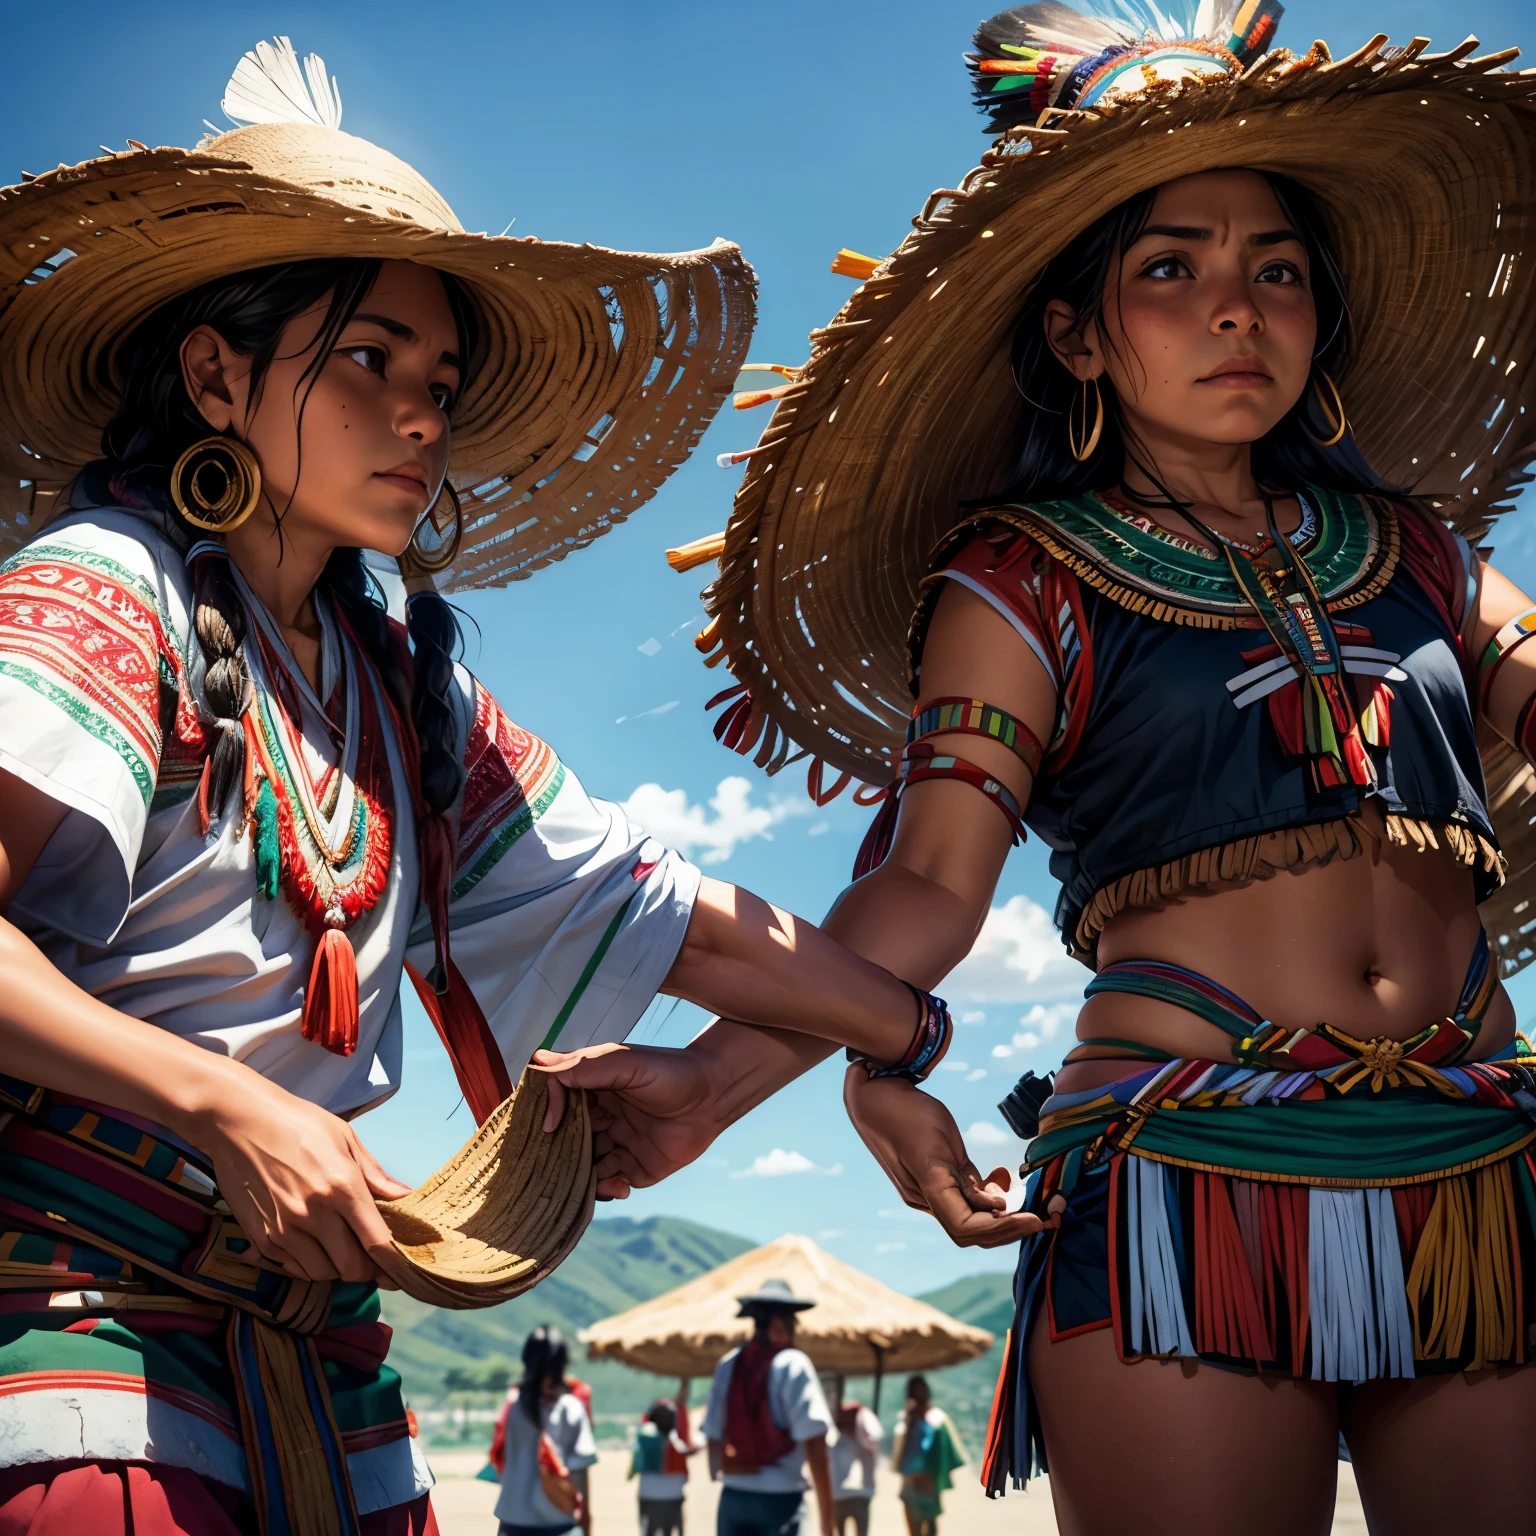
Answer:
[0,38,965,1536]
[543,3,1536,1530]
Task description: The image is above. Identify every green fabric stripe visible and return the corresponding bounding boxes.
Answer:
[1084,971,1254,1040]
[0,657,154,804]
[452,762,568,903]
[538,887,640,1053]
[1127,1096,1534,1181]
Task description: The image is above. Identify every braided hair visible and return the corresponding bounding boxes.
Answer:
[91,255,480,836]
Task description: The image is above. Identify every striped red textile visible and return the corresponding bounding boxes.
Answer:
[0,1461,437,1536]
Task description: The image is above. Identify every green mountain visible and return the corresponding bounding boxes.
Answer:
[382,1213,1016,1451]
[381,1214,755,1420]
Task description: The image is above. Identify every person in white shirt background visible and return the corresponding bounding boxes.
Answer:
[497,1328,598,1536]
[819,1373,882,1536]
[703,1281,835,1536]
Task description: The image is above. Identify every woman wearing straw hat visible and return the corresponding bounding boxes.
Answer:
[0,38,966,1536]
[545,3,1536,1530]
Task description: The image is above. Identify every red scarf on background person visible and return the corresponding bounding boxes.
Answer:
[722,1339,795,1473]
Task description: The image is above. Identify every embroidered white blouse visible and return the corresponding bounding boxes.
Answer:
[0,506,701,1115]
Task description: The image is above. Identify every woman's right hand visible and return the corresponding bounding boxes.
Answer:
[843,1066,1043,1248]
[190,1068,410,1284]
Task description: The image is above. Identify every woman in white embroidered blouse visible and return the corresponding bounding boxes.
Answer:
[0,40,946,1536]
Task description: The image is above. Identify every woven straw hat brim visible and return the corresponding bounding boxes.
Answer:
[0,127,755,590]
[373,1068,594,1308]
[704,37,1536,788]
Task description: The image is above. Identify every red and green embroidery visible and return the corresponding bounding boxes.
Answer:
[0,549,203,806]
[452,681,565,901]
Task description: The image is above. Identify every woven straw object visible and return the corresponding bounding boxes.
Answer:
[697,31,1536,972]
[0,67,754,589]
[580,1233,993,1377]
[372,1068,594,1308]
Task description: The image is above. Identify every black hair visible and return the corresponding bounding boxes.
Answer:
[89,255,482,856]
[646,1400,678,1436]
[997,171,1400,505]
[519,1326,571,1424]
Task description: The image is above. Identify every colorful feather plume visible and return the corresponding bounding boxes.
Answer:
[968,0,1282,133]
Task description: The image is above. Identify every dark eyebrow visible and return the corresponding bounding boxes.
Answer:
[1131,225,1305,248]
[1134,224,1210,242]
[350,312,462,372]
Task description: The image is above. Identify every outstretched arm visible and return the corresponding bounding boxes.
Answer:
[542,582,1058,1246]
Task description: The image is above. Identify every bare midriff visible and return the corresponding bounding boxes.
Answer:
[1053,800,1514,1096]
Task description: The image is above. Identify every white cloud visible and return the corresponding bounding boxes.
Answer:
[944,895,1084,1003]
[730,1148,843,1179]
[807,821,830,837]
[937,1060,970,1073]
[989,1002,1078,1061]
[622,776,806,864]
[965,1068,987,1082]
[964,1119,1012,1147]
[877,1206,928,1222]
[637,637,661,657]
[960,1010,987,1026]
[818,1229,846,1240]
[875,1241,907,1254]
[615,700,679,725]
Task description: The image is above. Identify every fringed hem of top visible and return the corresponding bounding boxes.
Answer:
[1072,815,1507,960]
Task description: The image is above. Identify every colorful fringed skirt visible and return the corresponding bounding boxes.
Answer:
[0,1073,434,1535]
[980,943,1536,1494]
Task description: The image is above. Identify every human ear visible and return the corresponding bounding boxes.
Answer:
[1043,299,1104,382]
[178,325,246,434]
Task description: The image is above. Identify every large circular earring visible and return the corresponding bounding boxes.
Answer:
[402,480,464,576]
[1068,376,1105,463]
[1309,369,1349,448]
[170,436,262,532]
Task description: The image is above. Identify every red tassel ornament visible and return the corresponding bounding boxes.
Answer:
[302,926,359,1057]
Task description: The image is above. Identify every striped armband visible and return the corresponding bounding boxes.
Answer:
[899,741,1027,844]
[848,986,954,1084]
[1478,607,1536,713]
[907,695,1044,775]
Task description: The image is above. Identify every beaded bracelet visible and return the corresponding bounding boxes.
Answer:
[846,985,954,1084]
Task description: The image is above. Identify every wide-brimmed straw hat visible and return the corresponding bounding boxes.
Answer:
[0,37,755,590]
[684,7,1536,798]
[374,1068,594,1308]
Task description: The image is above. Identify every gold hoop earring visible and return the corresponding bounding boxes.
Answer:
[170,436,262,532]
[1068,376,1104,463]
[403,480,464,576]
[1309,369,1349,448]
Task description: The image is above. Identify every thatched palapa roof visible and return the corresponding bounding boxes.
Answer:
[579,1233,994,1378]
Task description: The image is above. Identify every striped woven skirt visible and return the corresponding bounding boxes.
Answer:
[0,1073,434,1534]
[980,1038,1536,1494]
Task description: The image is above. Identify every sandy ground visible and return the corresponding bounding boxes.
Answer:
[425,1447,1368,1535]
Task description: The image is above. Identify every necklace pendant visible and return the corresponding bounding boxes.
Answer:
[324,901,346,930]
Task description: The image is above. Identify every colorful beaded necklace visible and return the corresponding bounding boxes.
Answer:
[227,565,395,1054]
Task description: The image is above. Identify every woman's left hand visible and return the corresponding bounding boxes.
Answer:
[843,1066,1044,1248]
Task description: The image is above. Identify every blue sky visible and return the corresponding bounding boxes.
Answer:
[6,0,1534,1295]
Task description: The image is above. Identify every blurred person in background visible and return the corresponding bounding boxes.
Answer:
[892,1377,965,1536]
[496,1327,597,1536]
[703,1281,835,1536]
[629,1381,702,1535]
[819,1372,881,1536]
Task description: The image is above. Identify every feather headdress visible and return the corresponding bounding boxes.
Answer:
[968,0,1283,131]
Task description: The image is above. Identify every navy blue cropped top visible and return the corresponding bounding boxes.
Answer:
[914,488,1502,960]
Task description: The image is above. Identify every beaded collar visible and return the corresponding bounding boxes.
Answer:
[984,485,1398,630]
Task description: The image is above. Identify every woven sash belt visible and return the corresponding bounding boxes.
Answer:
[0,1068,594,1534]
